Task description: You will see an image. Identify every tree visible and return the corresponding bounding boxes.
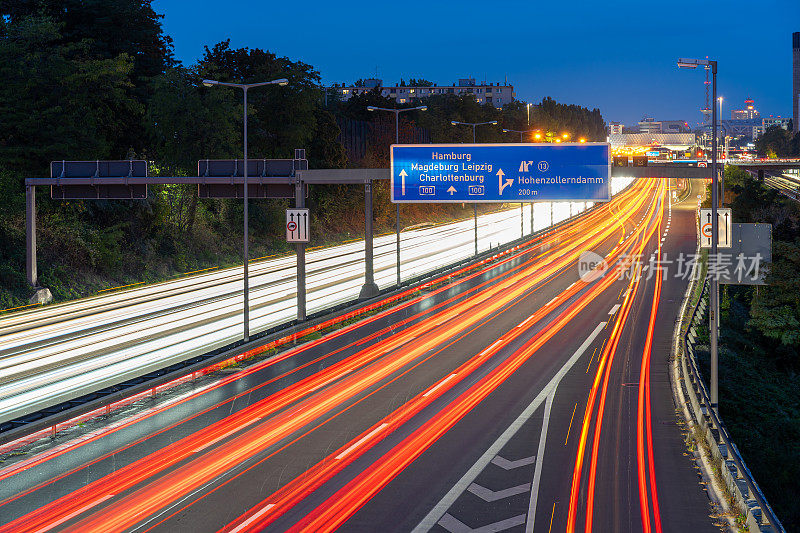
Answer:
[756,126,798,158]
[750,239,800,346]
[197,40,344,165]
[146,66,240,172]
[0,0,175,84]
[0,16,142,176]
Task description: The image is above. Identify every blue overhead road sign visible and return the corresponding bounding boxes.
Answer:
[390,143,611,203]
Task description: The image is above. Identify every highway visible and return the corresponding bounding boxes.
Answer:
[0,177,716,532]
[0,192,631,427]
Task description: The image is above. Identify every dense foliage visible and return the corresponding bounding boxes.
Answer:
[0,1,606,309]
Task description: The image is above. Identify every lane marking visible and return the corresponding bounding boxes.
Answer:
[608,304,620,315]
[413,322,607,533]
[491,455,536,470]
[423,374,457,397]
[480,339,504,355]
[467,482,531,502]
[548,502,556,533]
[564,402,578,445]
[526,391,554,533]
[229,504,275,533]
[438,513,526,533]
[516,315,536,328]
[193,418,262,453]
[544,297,558,307]
[33,493,115,533]
[335,423,389,460]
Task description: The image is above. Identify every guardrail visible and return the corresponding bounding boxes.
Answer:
[681,278,784,532]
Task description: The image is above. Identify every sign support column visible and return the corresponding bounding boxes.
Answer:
[26,185,37,287]
[360,180,379,299]
[295,178,306,321]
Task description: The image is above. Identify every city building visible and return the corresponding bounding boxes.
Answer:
[608,133,696,151]
[731,98,760,120]
[334,78,516,108]
[637,117,691,134]
[793,31,799,133]
[762,115,791,131]
[608,122,624,135]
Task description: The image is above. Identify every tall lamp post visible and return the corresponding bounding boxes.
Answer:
[367,105,427,287]
[451,120,498,255]
[678,56,719,412]
[202,77,288,342]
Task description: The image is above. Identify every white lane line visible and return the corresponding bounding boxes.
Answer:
[423,374,457,397]
[412,321,607,533]
[525,391,554,533]
[468,482,531,502]
[544,297,558,307]
[438,513,525,533]
[608,304,620,315]
[33,493,115,533]
[193,418,262,454]
[480,339,504,355]
[516,315,536,328]
[491,455,536,470]
[335,423,389,460]
[229,504,275,533]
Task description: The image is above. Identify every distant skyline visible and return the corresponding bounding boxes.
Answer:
[154,0,799,127]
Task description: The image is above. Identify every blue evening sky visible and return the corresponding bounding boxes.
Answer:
[153,0,799,127]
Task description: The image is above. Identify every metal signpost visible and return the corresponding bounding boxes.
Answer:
[390,143,611,203]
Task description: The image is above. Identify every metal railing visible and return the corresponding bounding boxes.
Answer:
[682,278,784,532]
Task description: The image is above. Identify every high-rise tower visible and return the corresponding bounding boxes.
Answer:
[793,32,799,133]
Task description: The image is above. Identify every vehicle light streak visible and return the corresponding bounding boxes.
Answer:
[566,180,665,532]
[279,247,643,533]
[219,185,661,532]
[2,182,653,533]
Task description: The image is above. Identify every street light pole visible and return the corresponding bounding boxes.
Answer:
[451,120,498,256]
[367,105,427,287]
[202,77,288,342]
[678,57,719,412]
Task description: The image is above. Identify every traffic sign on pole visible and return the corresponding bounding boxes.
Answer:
[286,208,310,242]
[699,207,732,248]
[390,143,610,203]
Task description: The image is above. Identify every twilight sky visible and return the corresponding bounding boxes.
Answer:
[154,0,799,127]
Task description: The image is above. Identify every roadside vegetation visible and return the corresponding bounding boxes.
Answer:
[0,1,606,310]
[694,166,800,529]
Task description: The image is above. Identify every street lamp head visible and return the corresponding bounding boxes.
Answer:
[274,79,289,86]
[502,129,510,133]
[367,106,377,111]
[451,121,458,125]
[202,79,217,87]
[490,121,498,125]
[419,106,428,111]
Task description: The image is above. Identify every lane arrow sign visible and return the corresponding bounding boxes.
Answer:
[399,169,408,195]
[447,186,457,195]
[497,169,513,195]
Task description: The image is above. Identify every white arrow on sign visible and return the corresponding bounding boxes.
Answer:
[497,169,513,195]
[447,186,457,195]
[399,169,408,195]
